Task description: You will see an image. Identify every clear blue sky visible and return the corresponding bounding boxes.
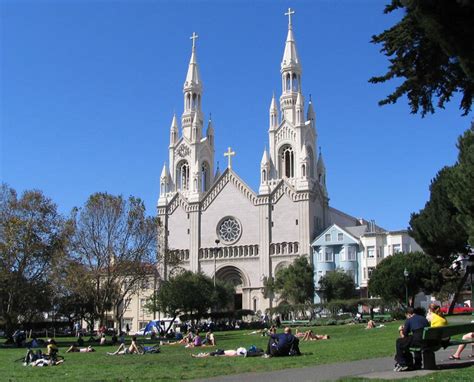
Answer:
[1,0,471,230]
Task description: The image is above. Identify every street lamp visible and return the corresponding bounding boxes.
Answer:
[214,239,220,287]
[404,268,409,307]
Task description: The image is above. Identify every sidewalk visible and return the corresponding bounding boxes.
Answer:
[194,347,474,382]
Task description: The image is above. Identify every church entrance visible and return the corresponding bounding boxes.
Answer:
[234,293,242,310]
[215,265,246,311]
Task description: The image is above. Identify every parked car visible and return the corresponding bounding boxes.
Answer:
[440,303,474,314]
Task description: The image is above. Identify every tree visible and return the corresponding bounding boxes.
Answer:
[274,257,314,304]
[146,271,233,330]
[409,166,469,266]
[0,184,70,335]
[449,125,474,245]
[370,0,474,116]
[318,269,356,302]
[369,252,441,305]
[70,192,157,329]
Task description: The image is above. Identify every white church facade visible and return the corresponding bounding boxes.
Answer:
[152,9,418,317]
[157,10,341,313]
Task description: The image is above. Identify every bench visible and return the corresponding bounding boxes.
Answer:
[409,323,474,369]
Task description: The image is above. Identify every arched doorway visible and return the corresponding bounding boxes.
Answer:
[215,266,246,310]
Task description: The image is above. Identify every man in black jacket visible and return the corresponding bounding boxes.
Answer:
[265,327,301,357]
[394,307,429,371]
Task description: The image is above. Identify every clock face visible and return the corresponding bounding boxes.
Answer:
[176,144,190,158]
[217,216,242,244]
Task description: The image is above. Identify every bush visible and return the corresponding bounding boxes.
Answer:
[390,308,406,320]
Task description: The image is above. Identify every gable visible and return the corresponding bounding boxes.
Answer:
[312,224,359,246]
[201,169,257,211]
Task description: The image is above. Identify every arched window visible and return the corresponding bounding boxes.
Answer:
[261,169,267,182]
[279,145,294,178]
[186,94,191,110]
[292,73,298,91]
[177,161,189,191]
[201,162,209,192]
[192,93,197,109]
[301,164,306,178]
[307,146,315,179]
[285,73,291,91]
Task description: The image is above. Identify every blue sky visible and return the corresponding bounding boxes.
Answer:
[1,0,471,230]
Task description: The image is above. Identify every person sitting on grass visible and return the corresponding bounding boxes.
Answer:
[203,330,216,346]
[107,336,142,355]
[100,333,107,345]
[186,331,202,348]
[66,345,95,353]
[46,339,59,358]
[264,327,301,357]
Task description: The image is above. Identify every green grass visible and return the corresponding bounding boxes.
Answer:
[0,321,473,381]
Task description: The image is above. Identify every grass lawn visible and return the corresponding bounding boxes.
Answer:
[1,321,473,381]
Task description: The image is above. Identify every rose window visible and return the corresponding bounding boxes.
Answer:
[217,217,242,243]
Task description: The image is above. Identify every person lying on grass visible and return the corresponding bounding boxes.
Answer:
[107,336,142,355]
[66,345,95,353]
[22,349,64,367]
[192,347,248,358]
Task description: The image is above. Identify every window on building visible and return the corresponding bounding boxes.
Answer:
[325,248,334,262]
[368,267,375,278]
[201,162,210,192]
[367,246,375,258]
[253,298,257,312]
[348,246,357,261]
[377,246,383,258]
[393,244,401,253]
[339,247,345,261]
[280,145,294,178]
[140,298,146,311]
[325,233,331,242]
[177,161,190,191]
[125,298,132,311]
[317,249,323,262]
[338,233,343,241]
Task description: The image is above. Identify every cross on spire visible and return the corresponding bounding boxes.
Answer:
[190,32,199,49]
[285,7,295,28]
[224,147,236,169]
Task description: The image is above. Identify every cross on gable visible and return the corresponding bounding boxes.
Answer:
[224,147,236,169]
[285,7,295,27]
[190,32,199,48]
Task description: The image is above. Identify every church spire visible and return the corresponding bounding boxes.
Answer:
[281,8,301,71]
[182,32,203,140]
[269,93,279,130]
[170,113,178,145]
[280,8,302,124]
[184,32,202,90]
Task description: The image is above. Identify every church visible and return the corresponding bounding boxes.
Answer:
[155,9,413,314]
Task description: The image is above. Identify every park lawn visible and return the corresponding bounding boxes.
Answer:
[0,321,472,381]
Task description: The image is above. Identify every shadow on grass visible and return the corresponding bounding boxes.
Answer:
[438,360,474,370]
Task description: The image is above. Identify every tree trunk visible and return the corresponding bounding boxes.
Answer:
[449,270,470,314]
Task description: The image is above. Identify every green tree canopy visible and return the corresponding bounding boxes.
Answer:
[147,271,234,326]
[318,269,356,302]
[0,184,70,335]
[370,0,474,116]
[274,256,314,304]
[409,166,469,266]
[449,125,474,245]
[368,252,441,305]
